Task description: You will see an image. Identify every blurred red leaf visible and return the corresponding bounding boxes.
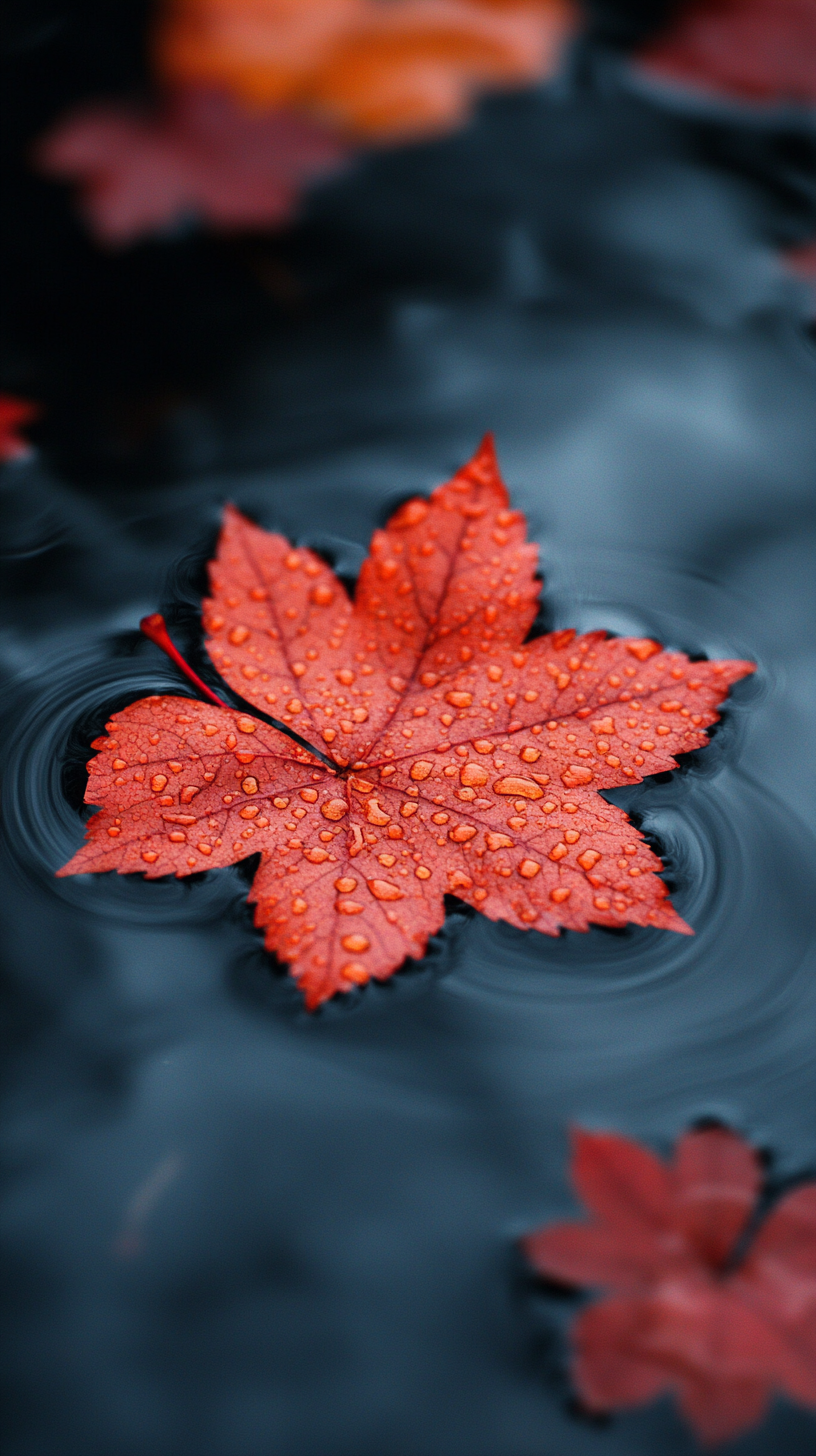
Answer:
[523,1126,816,1445]
[35,86,350,246]
[0,395,39,461]
[637,0,816,108]
[157,0,578,142]
[58,438,753,1008]
[783,241,816,319]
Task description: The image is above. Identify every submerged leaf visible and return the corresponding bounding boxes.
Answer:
[36,86,350,245]
[0,395,39,462]
[523,1126,816,1445]
[637,0,816,108]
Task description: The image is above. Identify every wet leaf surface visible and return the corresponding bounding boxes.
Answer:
[60,438,752,1006]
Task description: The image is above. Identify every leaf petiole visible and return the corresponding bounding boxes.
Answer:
[139,613,339,772]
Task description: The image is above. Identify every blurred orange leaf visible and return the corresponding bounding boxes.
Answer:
[157,0,578,142]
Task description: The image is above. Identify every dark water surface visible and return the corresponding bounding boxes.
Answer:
[2,51,816,1456]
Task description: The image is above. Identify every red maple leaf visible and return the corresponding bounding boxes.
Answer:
[522,1126,816,1446]
[58,438,754,1008]
[636,0,816,108]
[35,86,350,246]
[0,394,39,462]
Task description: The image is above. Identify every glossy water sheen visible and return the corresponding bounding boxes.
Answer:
[2,64,816,1456]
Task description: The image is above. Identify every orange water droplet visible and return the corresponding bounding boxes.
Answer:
[304,847,330,863]
[180,786,200,804]
[473,740,494,754]
[415,866,431,879]
[445,691,472,708]
[299,788,318,803]
[151,774,168,792]
[291,897,307,914]
[342,963,369,984]
[365,799,391,825]
[336,899,363,915]
[367,879,403,901]
[449,825,477,843]
[400,802,418,817]
[494,776,543,799]
[237,717,257,734]
[410,760,433,781]
[627,639,660,661]
[486,832,514,851]
[519,859,541,879]
[460,762,488,787]
[273,797,289,809]
[561,765,593,787]
[335,877,357,893]
[342,934,370,953]
[141,850,159,863]
[564,829,580,844]
[520,747,540,763]
[594,896,611,910]
[168,831,186,843]
[321,798,347,820]
[400,498,431,528]
[107,826,120,837]
[229,626,249,645]
[448,869,472,891]
[549,843,568,862]
[235,751,255,765]
[242,777,259,795]
[311,585,334,606]
[550,887,571,903]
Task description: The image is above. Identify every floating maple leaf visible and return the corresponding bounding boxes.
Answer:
[637,0,816,108]
[522,1126,816,1446]
[0,395,39,462]
[58,438,754,1007]
[157,0,578,142]
[35,87,350,246]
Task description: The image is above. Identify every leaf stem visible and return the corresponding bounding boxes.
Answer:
[139,613,340,773]
[140,614,230,708]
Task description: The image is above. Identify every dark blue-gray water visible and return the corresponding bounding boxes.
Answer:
[2,11,816,1455]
